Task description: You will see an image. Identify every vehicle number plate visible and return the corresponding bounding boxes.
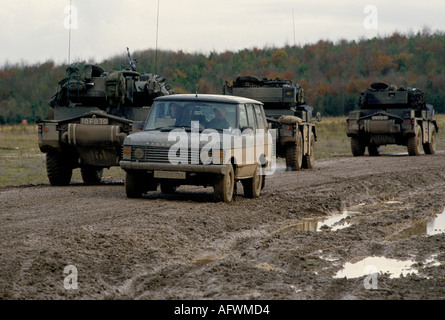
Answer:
[154,171,186,179]
[80,118,109,125]
[371,116,388,120]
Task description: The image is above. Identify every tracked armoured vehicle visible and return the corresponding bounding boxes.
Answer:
[37,49,174,185]
[223,75,319,170]
[346,82,438,156]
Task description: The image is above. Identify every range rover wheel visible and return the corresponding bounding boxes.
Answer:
[214,164,234,203]
[242,164,262,198]
[125,171,144,198]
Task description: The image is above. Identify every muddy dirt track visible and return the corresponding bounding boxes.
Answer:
[0,151,444,300]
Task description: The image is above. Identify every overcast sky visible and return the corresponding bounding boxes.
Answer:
[1,0,445,66]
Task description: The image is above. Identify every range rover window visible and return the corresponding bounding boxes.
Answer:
[245,104,257,130]
[238,104,249,129]
[254,104,266,129]
[144,101,237,131]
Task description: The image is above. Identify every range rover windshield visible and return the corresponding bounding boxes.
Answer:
[144,100,237,131]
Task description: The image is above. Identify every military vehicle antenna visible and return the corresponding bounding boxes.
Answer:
[292,9,296,46]
[155,0,160,74]
[68,0,73,64]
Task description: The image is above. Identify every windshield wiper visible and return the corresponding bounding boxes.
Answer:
[174,125,206,132]
[145,126,178,131]
[146,125,207,132]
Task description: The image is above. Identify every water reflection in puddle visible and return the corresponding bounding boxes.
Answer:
[317,211,354,231]
[278,205,445,237]
[278,210,356,234]
[389,207,445,240]
[334,254,442,279]
[334,256,418,279]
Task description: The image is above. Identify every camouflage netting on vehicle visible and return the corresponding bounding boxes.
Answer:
[66,63,105,93]
[48,63,174,109]
[49,63,105,108]
[358,82,427,110]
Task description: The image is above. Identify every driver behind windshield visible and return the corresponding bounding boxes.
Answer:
[170,103,190,126]
[209,108,230,130]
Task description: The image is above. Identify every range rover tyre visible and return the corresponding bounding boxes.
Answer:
[407,125,423,156]
[423,127,437,155]
[242,164,262,198]
[214,164,235,203]
[125,171,145,198]
[46,151,73,186]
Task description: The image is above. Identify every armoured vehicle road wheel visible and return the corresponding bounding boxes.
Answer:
[302,132,315,169]
[242,164,262,198]
[46,151,73,186]
[81,166,103,185]
[214,164,235,203]
[407,125,423,156]
[286,131,303,171]
[423,127,437,155]
[351,137,365,156]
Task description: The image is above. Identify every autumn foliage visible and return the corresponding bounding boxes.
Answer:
[1,31,445,124]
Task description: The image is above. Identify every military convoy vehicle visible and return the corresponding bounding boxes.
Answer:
[223,75,319,170]
[37,49,174,186]
[346,82,438,156]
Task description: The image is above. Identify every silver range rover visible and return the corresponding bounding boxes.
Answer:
[120,94,274,202]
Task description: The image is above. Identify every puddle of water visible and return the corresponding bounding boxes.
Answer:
[279,206,444,237]
[334,256,418,279]
[317,211,353,231]
[277,219,318,233]
[388,207,445,240]
[277,210,357,234]
[191,254,226,265]
[255,262,285,273]
[384,200,402,205]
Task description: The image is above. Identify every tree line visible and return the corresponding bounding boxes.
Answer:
[1,30,445,124]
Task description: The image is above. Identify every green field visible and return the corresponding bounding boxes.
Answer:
[1,115,444,188]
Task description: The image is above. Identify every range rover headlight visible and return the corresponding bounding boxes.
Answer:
[134,147,145,160]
